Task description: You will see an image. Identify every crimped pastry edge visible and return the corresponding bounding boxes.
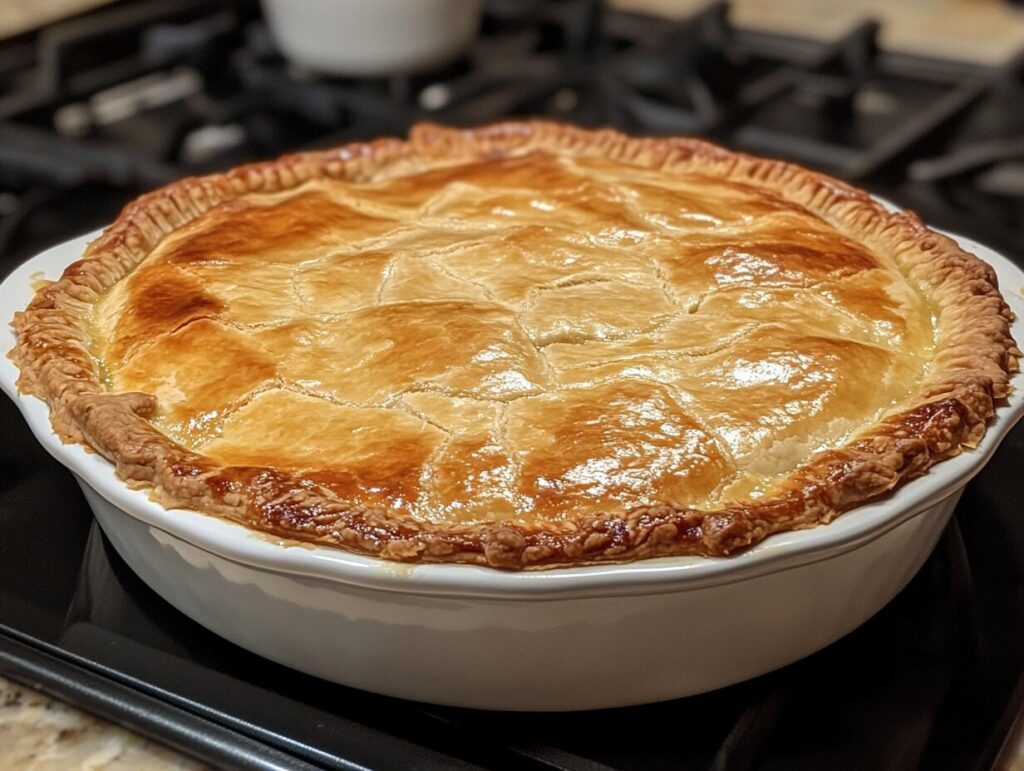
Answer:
[9,120,1021,569]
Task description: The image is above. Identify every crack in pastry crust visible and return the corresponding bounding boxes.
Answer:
[10,121,1020,569]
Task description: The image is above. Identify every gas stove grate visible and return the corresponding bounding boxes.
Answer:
[1,0,1023,268]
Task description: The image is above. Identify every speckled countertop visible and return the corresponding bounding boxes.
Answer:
[0,676,205,770]
[3,672,1023,769]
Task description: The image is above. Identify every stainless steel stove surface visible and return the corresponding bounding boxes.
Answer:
[1,1,1023,768]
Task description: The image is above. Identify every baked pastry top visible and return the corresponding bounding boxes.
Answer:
[11,122,1019,568]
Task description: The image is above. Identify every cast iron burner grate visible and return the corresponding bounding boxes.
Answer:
[898,51,1024,252]
[1,0,1022,263]
[726,21,987,179]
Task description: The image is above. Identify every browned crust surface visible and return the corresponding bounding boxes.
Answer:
[10,121,1021,569]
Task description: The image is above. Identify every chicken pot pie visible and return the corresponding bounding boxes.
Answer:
[11,122,1019,569]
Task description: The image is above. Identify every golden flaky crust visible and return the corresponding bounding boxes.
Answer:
[10,121,1020,569]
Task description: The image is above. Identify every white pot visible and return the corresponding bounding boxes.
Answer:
[2,227,1022,711]
[260,0,483,76]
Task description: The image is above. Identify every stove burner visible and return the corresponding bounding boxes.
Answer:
[730,21,988,179]
[614,3,795,134]
[897,52,1024,256]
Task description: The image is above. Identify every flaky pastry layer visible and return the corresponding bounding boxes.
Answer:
[11,121,1020,568]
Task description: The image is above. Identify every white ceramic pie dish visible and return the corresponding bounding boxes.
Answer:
[3,227,1023,711]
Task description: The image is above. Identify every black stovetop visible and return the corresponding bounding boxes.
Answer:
[1,1,1024,768]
